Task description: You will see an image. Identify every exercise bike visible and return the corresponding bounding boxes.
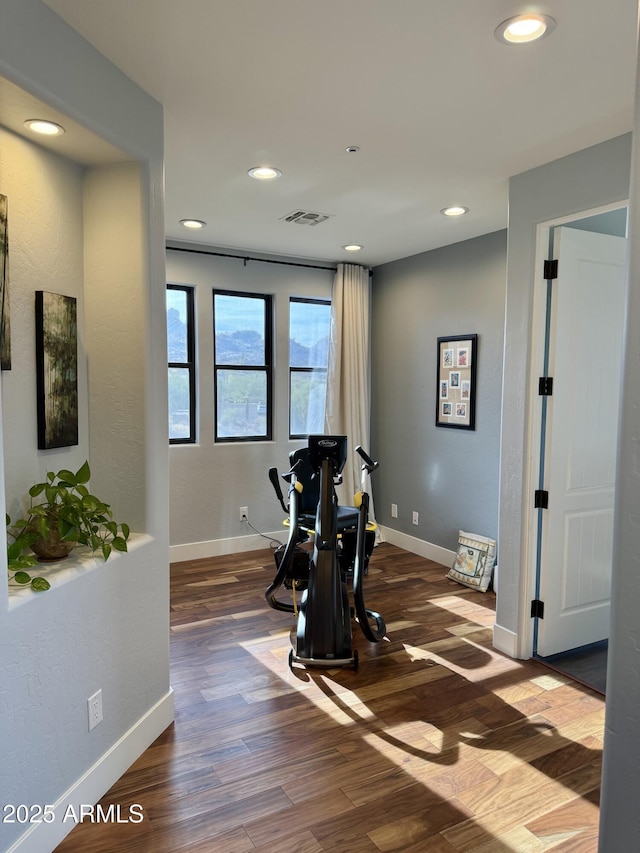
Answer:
[266,435,386,670]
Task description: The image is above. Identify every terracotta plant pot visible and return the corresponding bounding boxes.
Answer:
[29,522,75,562]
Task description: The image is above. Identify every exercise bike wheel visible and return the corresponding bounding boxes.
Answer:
[288,648,294,670]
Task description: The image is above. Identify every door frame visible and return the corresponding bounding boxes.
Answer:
[520,200,629,660]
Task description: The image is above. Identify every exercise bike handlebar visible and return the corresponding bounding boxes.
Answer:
[268,467,288,513]
[355,445,379,474]
[269,460,305,514]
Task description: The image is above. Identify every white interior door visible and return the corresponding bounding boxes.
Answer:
[536,226,627,657]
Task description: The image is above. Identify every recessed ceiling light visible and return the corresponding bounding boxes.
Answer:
[440,206,469,217]
[342,244,363,252]
[24,119,65,136]
[248,166,282,180]
[345,146,360,154]
[495,14,556,44]
[180,219,206,229]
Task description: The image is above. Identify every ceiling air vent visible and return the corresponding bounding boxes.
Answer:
[279,210,332,226]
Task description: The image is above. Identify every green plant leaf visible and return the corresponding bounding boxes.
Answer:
[7,519,39,559]
[31,577,51,591]
[45,485,60,505]
[12,555,38,569]
[12,460,129,572]
[60,525,79,542]
[14,571,32,585]
[82,495,104,514]
[76,460,91,484]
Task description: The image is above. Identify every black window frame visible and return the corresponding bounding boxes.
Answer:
[289,296,331,440]
[213,288,273,443]
[167,284,196,445]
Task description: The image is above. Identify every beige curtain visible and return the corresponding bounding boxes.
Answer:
[324,263,377,521]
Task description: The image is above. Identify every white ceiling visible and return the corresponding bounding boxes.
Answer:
[41,0,638,267]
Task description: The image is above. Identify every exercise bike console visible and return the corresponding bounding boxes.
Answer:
[308,434,348,476]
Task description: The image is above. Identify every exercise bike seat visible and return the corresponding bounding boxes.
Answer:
[290,446,359,532]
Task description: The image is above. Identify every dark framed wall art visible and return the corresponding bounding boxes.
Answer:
[436,334,477,430]
[0,193,11,370]
[35,291,79,449]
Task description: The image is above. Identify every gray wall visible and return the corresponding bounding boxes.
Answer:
[166,244,333,554]
[370,229,507,551]
[496,133,631,658]
[566,207,627,236]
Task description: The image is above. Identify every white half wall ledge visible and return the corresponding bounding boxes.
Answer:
[170,531,286,563]
[7,534,154,608]
[6,689,175,853]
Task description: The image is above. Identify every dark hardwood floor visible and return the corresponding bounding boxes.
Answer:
[537,642,607,696]
[55,543,604,852]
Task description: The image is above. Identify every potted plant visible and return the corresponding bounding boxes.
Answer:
[6,517,50,591]
[11,460,130,565]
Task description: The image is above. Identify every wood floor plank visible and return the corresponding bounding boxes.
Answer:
[54,543,604,852]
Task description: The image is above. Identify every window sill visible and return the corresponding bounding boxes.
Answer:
[7,532,152,610]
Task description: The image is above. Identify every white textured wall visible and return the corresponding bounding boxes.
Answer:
[0,128,90,521]
[599,12,640,847]
[83,164,147,530]
[0,2,170,850]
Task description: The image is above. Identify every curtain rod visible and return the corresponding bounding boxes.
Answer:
[166,244,338,273]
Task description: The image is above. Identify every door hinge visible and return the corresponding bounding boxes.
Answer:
[531,599,545,619]
[538,376,554,396]
[534,489,549,509]
[543,259,558,280]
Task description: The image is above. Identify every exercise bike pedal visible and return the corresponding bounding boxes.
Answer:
[288,647,359,672]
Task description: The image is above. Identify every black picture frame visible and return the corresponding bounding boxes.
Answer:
[35,291,79,449]
[436,334,477,430]
[0,193,11,370]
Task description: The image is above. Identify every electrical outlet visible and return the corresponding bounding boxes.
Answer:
[412,511,419,526]
[391,503,398,518]
[239,506,248,522]
[88,689,103,731]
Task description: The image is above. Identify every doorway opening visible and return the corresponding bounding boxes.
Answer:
[529,204,628,695]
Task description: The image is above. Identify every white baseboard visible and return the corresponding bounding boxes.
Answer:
[8,689,175,853]
[377,525,456,567]
[170,531,285,563]
[493,622,519,659]
[171,527,456,567]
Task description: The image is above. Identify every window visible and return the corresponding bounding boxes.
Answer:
[213,290,273,441]
[167,285,196,443]
[289,297,331,438]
